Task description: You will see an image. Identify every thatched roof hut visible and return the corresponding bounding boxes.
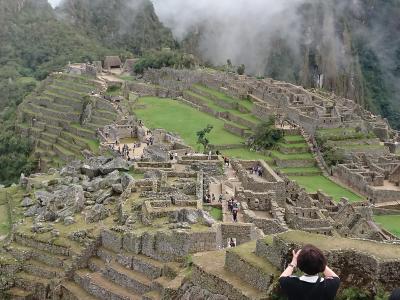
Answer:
[103,56,122,69]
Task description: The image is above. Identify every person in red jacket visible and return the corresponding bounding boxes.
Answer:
[279,244,340,300]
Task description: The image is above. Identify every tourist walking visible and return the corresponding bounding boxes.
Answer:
[232,207,238,222]
[279,244,340,300]
[228,199,233,212]
[229,238,236,248]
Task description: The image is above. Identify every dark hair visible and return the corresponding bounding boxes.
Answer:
[390,288,400,300]
[297,244,327,275]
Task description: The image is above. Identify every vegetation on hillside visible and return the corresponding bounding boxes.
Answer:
[247,118,283,151]
[58,0,175,55]
[196,125,214,152]
[0,0,115,185]
[134,50,197,74]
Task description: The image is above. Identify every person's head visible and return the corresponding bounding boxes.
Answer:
[389,288,400,300]
[297,244,327,275]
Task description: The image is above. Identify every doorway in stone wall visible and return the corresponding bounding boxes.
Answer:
[227,237,237,248]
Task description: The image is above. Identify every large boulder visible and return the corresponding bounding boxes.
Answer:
[121,173,134,191]
[21,197,35,207]
[83,204,110,223]
[81,157,111,178]
[100,157,130,175]
[95,188,113,204]
[100,170,121,188]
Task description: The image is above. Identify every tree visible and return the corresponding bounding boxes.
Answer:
[248,117,283,150]
[237,64,246,75]
[196,125,214,152]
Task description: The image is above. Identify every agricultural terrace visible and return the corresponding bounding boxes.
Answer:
[374,215,400,238]
[133,86,364,203]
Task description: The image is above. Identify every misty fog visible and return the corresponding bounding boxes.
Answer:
[152,0,307,74]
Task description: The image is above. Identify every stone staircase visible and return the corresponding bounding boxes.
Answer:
[4,231,85,299]
[63,245,184,300]
[301,130,330,177]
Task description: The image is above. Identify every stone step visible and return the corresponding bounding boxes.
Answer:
[7,242,70,268]
[224,241,279,292]
[41,132,58,144]
[23,259,63,279]
[142,290,161,300]
[56,136,82,154]
[14,272,50,294]
[72,127,97,140]
[91,115,114,126]
[53,143,77,161]
[61,281,99,300]
[47,85,86,100]
[116,252,164,280]
[151,274,184,299]
[37,139,53,151]
[60,131,97,152]
[77,270,141,300]
[55,73,100,87]
[34,147,57,160]
[105,261,153,294]
[45,91,84,110]
[45,124,63,136]
[53,79,95,94]
[4,287,33,300]
[84,122,105,131]
[191,251,268,300]
[45,100,76,113]
[97,246,164,279]
[93,109,118,120]
[14,233,71,256]
[27,102,80,122]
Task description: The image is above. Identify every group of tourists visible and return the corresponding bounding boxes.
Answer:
[145,136,154,146]
[250,164,264,177]
[169,152,178,161]
[227,198,240,222]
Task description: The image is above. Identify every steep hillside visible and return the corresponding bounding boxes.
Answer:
[173,0,400,129]
[57,0,175,54]
[0,0,115,185]
[16,73,118,170]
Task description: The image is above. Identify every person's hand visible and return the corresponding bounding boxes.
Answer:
[291,249,301,267]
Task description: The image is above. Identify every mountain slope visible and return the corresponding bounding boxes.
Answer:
[172,0,400,128]
[57,0,175,54]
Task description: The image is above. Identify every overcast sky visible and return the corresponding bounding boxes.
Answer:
[48,0,62,7]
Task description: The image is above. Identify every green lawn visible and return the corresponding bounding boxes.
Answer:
[289,175,363,202]
[278,142,308,148]
[283,135,305,143]
[189,90,260,126]
[194,84,254,110]
[373,215,400,238]
[221,148,273,162]
[279,167,322,175]
[270,150,314,160]
[134,97,244,148]
[204,206,223,221]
